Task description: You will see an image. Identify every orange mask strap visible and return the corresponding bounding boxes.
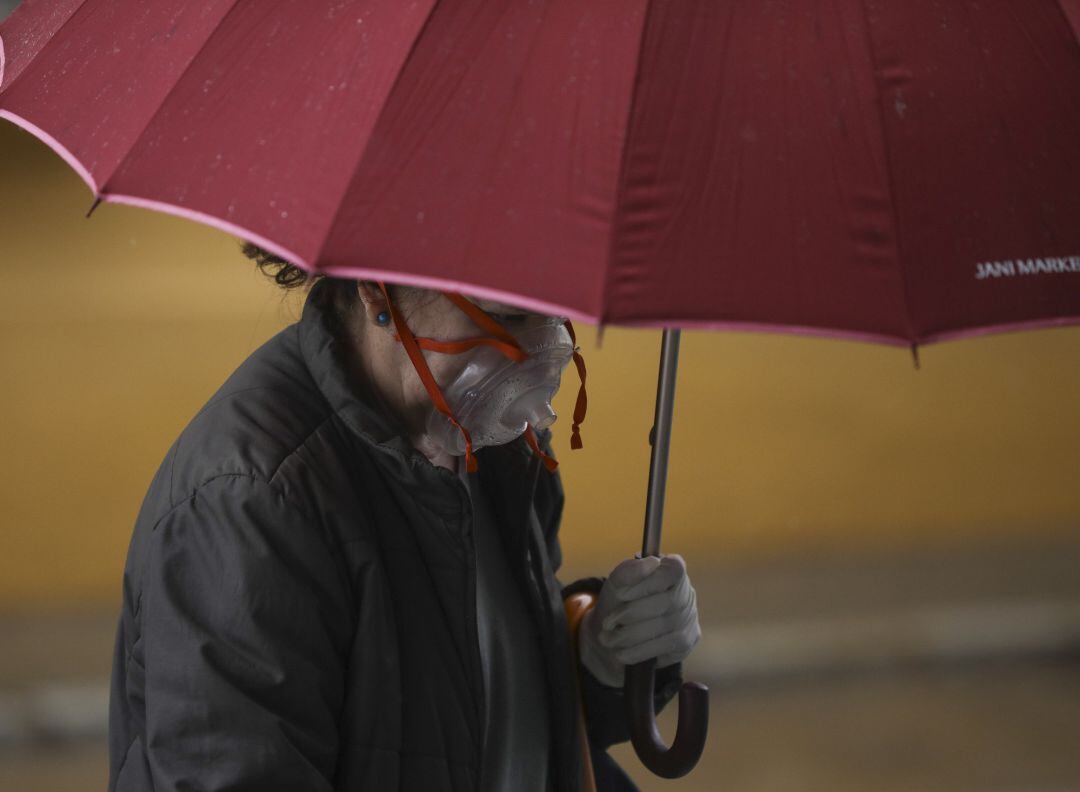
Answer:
[406,334,529,362]
[524,426,560,472]
[402,292,528,362]
[378,282,479,473]
[563,320,588,450]
[444,293,523,349]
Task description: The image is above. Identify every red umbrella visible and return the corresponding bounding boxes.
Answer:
[4,0,1080,780]
[4,0,1078,341]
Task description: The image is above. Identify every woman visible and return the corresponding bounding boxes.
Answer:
[107,243,701,792]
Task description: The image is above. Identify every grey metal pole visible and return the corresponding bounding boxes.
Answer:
[642,329,680,558]
[627,327,707,779]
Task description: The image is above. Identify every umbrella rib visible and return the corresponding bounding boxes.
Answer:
[456,6,552,291]
[0,0,89,95]
[95,0,244,199]
[1052,0,1080,40]
[855,0,919,348]
[310,0,444,273]
[598,0,656,329]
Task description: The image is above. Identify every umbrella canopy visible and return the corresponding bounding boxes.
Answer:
[2,0,1079,342]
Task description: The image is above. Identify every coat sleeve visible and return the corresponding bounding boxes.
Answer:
[138,474,352,791]
[532,433,683,752]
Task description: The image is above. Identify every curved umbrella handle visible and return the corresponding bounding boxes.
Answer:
[628,328,709,776]
[625,658,709,779]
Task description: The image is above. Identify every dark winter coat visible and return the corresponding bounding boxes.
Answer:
[107,278,680,791]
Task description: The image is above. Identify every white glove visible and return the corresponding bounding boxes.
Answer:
[578,554,701,688]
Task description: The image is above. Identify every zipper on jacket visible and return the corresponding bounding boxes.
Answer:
[517,458,581,792]
[455,474,487,788]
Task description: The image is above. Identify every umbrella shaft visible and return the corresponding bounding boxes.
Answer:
[643,329,681,558]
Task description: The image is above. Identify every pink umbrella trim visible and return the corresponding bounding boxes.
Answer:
[2,107,1079,351]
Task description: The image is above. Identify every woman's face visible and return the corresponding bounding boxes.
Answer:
[397,289,541,342]
[363,286,558,443]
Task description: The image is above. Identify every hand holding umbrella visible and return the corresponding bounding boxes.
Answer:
[578,553,707,780]
[562,548,707,786]
[579,555,701,690]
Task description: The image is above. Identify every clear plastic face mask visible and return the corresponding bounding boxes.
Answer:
[378,281,585,471]
[425,318,575,456]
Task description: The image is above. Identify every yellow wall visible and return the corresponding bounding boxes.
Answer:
[2,122,1078,609]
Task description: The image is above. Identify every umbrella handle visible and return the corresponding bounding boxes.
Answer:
[628,328,709,777]
[626,659,709,779]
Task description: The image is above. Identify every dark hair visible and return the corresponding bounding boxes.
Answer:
[240,241,361,323]
[240,241,320,290]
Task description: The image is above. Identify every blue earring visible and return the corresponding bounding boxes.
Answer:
[376,310,391,327]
